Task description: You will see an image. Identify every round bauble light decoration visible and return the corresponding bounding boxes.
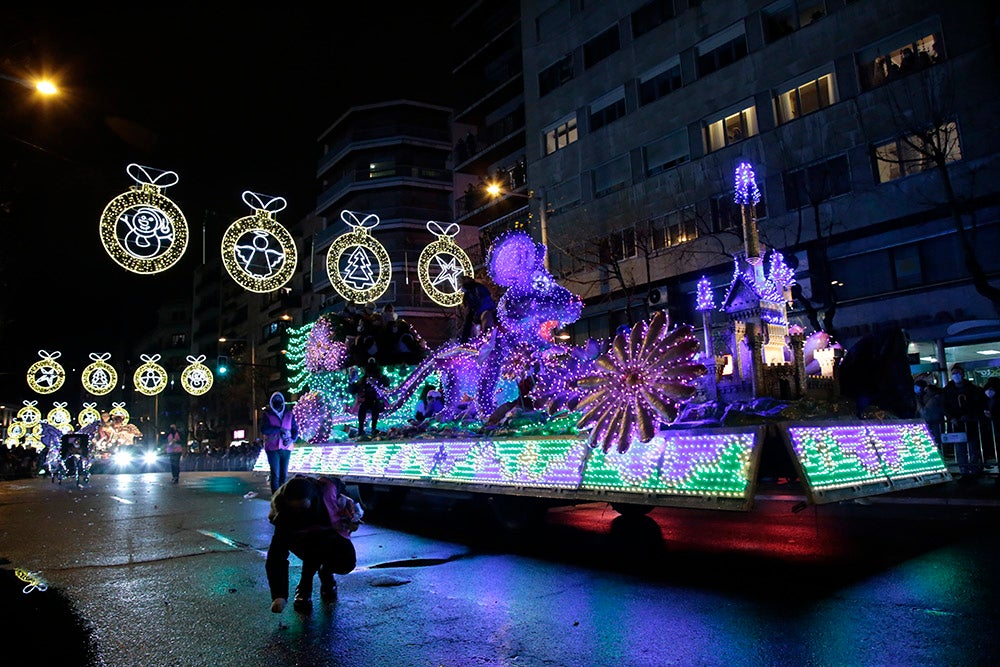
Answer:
[46,402,74,434]
[326,210,392,304]
[26,350,65,395]
[181,355,213,396]
[78,403,101,429]
[109,402,131,425]
[99,163,188,274]
[133,354,168,396]
[221,191,298,293]
[417,221,474,307]
[17,401,42,430]
[81,353,118,396]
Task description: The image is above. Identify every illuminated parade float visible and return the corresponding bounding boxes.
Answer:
[256,162,951,514]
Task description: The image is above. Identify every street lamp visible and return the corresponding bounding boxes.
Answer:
[219,335,257,441]
[484,180,551,271]
[0,73,58,96]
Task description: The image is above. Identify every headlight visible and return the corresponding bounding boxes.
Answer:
[142,451,159,465]
[113,451,132,467]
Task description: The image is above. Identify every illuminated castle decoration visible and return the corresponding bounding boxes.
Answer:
[712,162,804,402]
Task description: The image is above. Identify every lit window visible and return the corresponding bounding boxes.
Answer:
[873,121,961,183]
[543,113,579,156]
[704,104,758,152]
[650,207,699,249]
[857,18,943,90]
[775,72,837,124]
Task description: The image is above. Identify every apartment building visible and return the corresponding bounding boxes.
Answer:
[517,0,1000,381]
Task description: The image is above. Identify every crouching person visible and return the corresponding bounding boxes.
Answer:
[266,474,363,613]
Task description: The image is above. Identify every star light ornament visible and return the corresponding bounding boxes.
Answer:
[81,353,118,396]
[78,403,101,429]
[26,350,66,395]
[133,354,168,396]
[326,210,392,304]
[181,355,213,396]
[221,191,298,293]
[99,164,189,274]
[418,221,474,307]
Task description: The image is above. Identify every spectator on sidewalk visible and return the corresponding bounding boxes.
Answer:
[942,364,985,482]
[914,379,945,450]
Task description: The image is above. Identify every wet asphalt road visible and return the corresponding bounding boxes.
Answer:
[1,471,998,666]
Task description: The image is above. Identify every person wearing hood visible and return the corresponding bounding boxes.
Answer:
[262,391,298,494]
[942,364,985,482]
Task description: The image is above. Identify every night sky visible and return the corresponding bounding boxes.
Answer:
[0,5,458,398]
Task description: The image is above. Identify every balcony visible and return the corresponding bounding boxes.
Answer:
[316,164,452,215]
[319,124,450,175]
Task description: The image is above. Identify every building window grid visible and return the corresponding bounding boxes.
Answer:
[544,115,579,156]
[873,121,961,184]
[705,105,758,152]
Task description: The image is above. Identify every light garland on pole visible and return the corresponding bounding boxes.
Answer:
[99,164,189,274]
[326,210,392,304]
[417,221,474,307]
[181,355,213,396]
[221,191,298,293]
[26,350,65,395]
[81,353,118,396]
[133,354,168,396]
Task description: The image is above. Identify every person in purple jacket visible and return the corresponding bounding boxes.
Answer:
[261,391,298,495]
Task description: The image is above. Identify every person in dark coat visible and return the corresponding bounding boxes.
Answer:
[942,364,985,481]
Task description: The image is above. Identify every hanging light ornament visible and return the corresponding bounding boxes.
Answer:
[81,353,118,396]
[417,221,474,307]
[26,350,66,395]
[326,210,392,304]
[17,400,43,435]
[46,402,74,434]
[109,402,131,424]
[180,355,213,396]
[221,191,298,293]
[99,163,189,274]
[78,403,101,429]
[133,354,168,396]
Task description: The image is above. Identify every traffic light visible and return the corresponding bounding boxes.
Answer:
[217,355,229,375]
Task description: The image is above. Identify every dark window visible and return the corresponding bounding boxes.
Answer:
[782,155,851,210]
[631,0,675,39]
[830,252,893,300]
[712,194,766,233]
[639,62,682,106]
[696,33,748,77]
[589,97,626,132]
[539,55,574,97]
[891,244,923,289]
[762,1,826,44]
[583,26,620,69]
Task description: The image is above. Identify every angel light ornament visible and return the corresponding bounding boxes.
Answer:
[78,403,101,429]
[26,350,66,395]
[81,353,118,396]
[181,355,213,396]
[99,164,189,274]
[46,402,74,434]
[418,221,474,307]
[326,210,392,303]
[221,191,298,293]
[133,354,168,396]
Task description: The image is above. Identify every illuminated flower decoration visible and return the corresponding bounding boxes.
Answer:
[27,350,66,395]
[572,311,706,453]
[293,391,332,443]
[305,316,348,373]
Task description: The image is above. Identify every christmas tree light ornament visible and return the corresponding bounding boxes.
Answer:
[181,355,214,396]
[133,354,168,396]
[26,350,66,394]
[221,191,298,293]
[326,210,392,304]
[99,164,189,274]
[81,353,118,396]
[418,221,474,307]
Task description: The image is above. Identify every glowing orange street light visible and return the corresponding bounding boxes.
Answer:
[484,180,550,271]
